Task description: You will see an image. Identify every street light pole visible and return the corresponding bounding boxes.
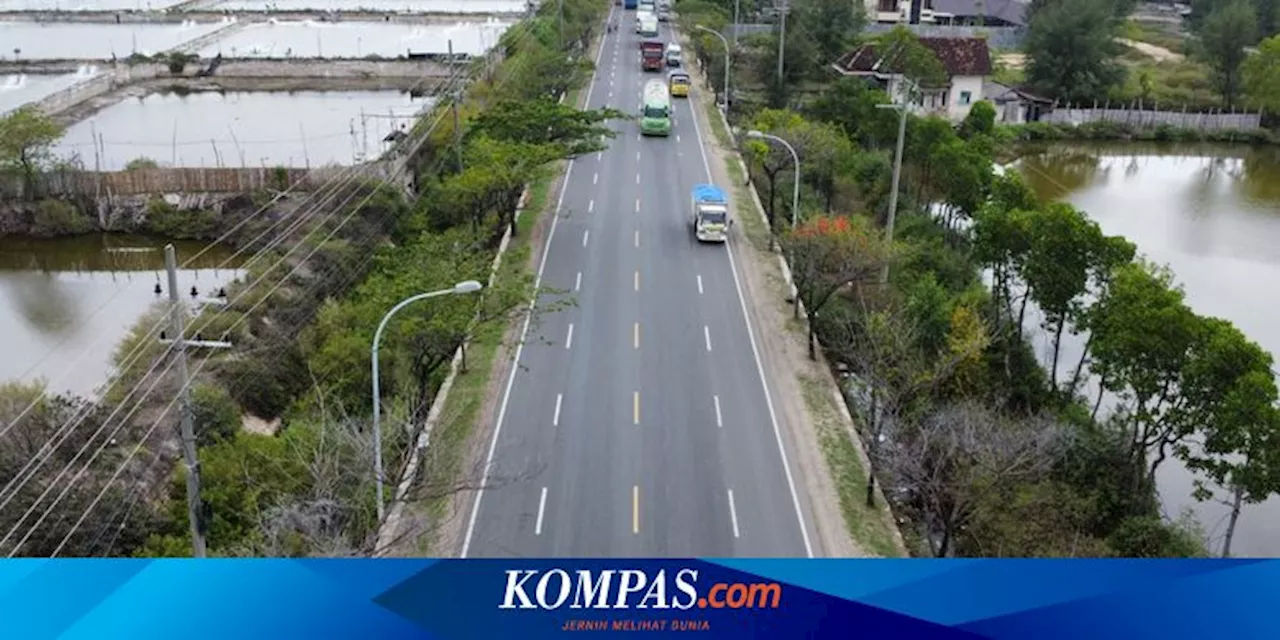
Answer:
[371,280,483,523]
[745,130,800,229]
[695,25,730,113]
[776,0,786,85]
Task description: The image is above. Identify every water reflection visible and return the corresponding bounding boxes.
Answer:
[0,234,244,395]
[1019,142,1280,557]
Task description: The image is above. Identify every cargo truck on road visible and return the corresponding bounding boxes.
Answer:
[640,39,664,71]
[691,184,731,242]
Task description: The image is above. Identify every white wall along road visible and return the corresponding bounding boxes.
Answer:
[463,10,808,558]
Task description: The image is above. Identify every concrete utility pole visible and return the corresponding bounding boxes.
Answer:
[448,39,462,171]
[876,80,912,285]
[164,244,207,559]
[776,0,786,85]
[558,0,565,47]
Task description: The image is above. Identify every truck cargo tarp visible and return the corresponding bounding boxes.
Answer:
[693,184,727,205]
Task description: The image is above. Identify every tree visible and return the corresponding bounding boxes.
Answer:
[805,78,898,150]
[1197,0,1257,107]
[1243,34,1280,113]
[1019,203,1133,394]
[1087,260,1201,492]
[884,400,1067,557]
[0,106,65,199]
[1024,0,1126,102]
[782,215,891,359]
[1177,320,1280,556]
[468,98,622,158]
[743,109,805,244]
[795,0,866,75]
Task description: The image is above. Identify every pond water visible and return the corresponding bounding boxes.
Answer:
[0,21,228,60]
[1019,142,1280,557]
[55,89,434,169]
[199,19,512,58]
[0,234,244,397]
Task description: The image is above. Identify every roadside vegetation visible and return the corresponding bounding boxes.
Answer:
[0,0,615,557]
[677,0,1280,556]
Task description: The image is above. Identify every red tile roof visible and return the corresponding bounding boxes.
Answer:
[834,36,992,77]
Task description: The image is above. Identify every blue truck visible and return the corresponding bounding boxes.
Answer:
[691,184,730,242]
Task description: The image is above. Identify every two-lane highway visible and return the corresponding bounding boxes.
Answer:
[461,10,814,558]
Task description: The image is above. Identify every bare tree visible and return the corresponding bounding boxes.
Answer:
[883,400,1068,557]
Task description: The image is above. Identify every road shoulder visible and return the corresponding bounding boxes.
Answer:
[679,33,908,558]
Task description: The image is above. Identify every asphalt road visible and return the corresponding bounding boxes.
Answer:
[461,10,813,558]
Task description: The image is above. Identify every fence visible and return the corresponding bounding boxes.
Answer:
[864,23,1026,49]
[1042,104,1264,131]
[0,164,393,199]
[732,22,1026,48]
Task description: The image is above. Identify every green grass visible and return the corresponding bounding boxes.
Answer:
[799,375,904,558]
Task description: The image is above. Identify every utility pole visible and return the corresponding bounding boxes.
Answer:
[732,0,740,48]
[448,39,462,171]
[878,92,909,285]
[164,244,207,559]
[558,0,564,48]
[776,0,786,85]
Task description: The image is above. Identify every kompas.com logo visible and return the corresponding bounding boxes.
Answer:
[498,568,783,610]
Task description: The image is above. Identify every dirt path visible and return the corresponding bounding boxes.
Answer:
[680,39,907,558]
[1118,38,1184,62]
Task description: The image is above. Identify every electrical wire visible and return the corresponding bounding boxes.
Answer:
[5,7,565,556]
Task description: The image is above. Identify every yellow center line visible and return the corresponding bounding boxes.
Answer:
[632,485,640,534]
[633,391,640,425]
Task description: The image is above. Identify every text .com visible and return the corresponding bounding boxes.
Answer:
[498,569,782,610]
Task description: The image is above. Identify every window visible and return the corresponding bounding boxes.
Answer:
[644,106,669,119]
[877,0,896,11]
[960,90,972,105]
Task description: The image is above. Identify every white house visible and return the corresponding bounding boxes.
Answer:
[865,0,939,24]
[831,36,993,122]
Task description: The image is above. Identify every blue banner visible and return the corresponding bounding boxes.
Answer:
[3,559,1278,639]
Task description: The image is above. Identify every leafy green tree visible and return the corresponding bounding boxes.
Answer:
[1024,0,1126,102]
[794,0,866,74]
[933,137,994,222]
[1196,0,1257,107]
[1178,320,1280,556]
[1107,515,1208,557]
[468,98,621,158]
[874,26,948,98]
[1088,260,1201,493]
[1243,34,1280,112]
[804,77,898,149]
[0,106,65,199]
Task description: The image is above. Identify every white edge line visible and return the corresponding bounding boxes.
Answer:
[685,70,815,559]
[535,487,548,535]
[727,489,740,538]
[460,11,612,558]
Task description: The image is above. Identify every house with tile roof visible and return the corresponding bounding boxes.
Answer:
[831,36,993,122]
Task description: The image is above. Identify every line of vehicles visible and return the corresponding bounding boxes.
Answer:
[622,0,730,242]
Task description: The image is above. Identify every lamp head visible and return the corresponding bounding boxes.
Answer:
[453,280,484,294]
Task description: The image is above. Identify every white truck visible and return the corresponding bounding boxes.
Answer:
[691,183,730,242]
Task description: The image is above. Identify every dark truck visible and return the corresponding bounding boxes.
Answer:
[640,40,664,71]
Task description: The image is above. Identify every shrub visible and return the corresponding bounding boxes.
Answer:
[30,199,94,236]
[144,198,219,239]
[191,383,241,447]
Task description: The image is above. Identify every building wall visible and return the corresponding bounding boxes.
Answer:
[886,73,985,122]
